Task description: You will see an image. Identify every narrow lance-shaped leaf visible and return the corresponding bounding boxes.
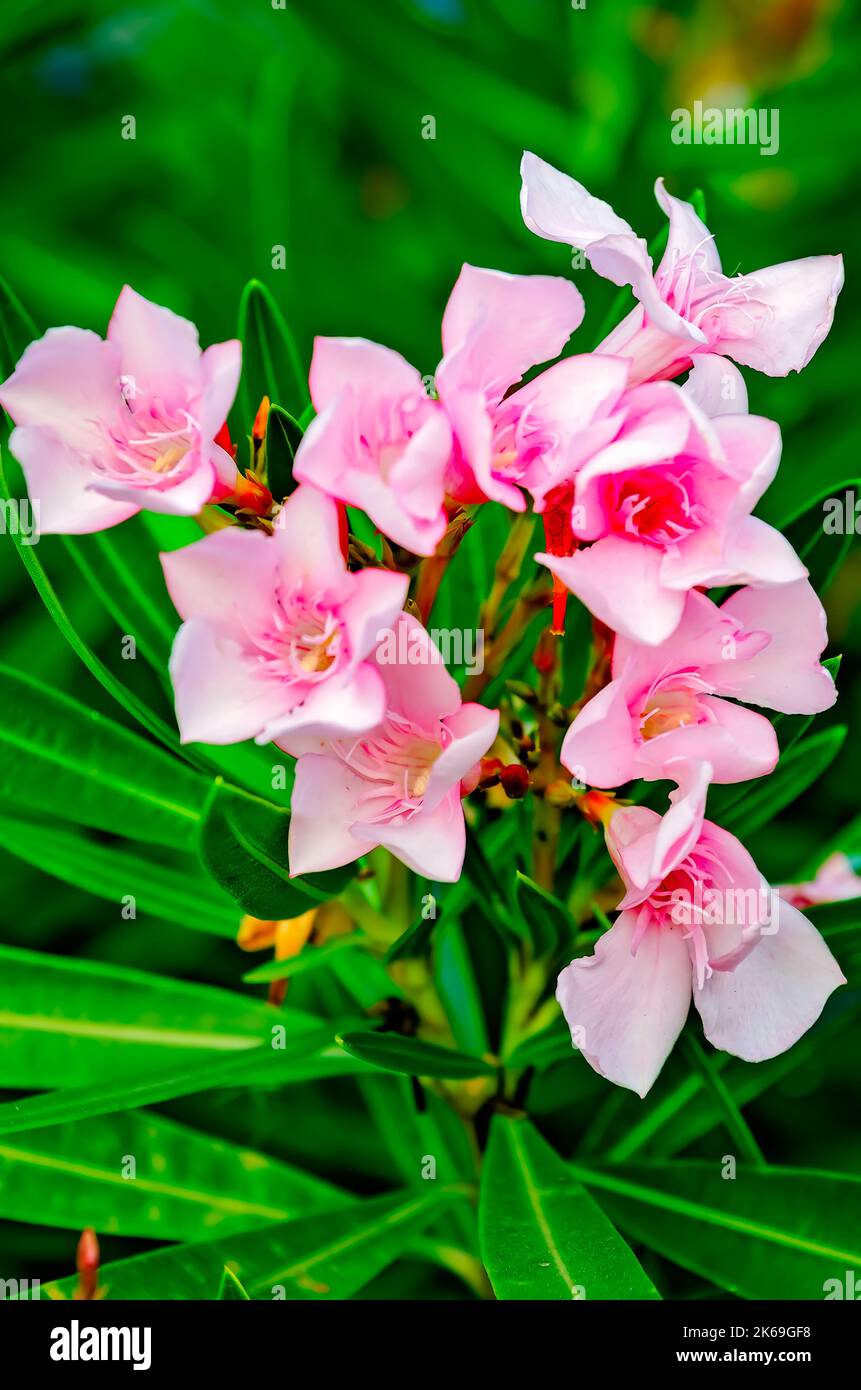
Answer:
[0,1110,352,1242]
[42,1187,461,1301]
[0,941,316,1091]
[571,1160,861,1300]
[237,278,309,427]
[337,1030,497,1081]
[0,812,240,938]
[0,663,207,849]
[198,777,352,917]
[479,1116,660,1300]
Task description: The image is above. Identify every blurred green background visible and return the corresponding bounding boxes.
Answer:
[1,0,859,1291]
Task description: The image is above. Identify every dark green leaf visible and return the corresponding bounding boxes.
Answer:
[572,1160,861,1299]
[43,1187,460,1300]
[337,1030,496,1080]
[0,1110,350,1240]
[0,812,239,937]
[0,664,206,847]
[480,1117,659,1300]
[265,402,303,502]
[237,278,309,427]
[197,778,352,918]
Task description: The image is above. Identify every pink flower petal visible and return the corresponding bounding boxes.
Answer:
[561,678,638,789]
[539,537,686,645]
[373,614,461,724]
[309,335,423,411]
[288,754,366,875]
[694,899,846,1061]
[683,354,748,417]
[168,619,289,745]
[718,256,844,376]
[273,485,350,595]
[267,662,387,751]
[107,285,202,402]
[358,793,467,881]
[6,426,138,534]
[653,178,722,277]
[520,153,705,344]
[556,911,692,1097]
[0,327,122,451]
[711,580,837,715]
[440,263,584,402]
[160,525,280,630]
[421,703,499,814]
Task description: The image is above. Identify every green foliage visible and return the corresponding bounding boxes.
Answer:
[480,1117,660,1300]
[0,0,858,1305]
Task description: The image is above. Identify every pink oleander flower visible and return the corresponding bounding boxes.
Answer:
[562,578,836,790]
[535,379,804,644]
[161,485,409,746]
[0,286,241,533]
[284,613,499,881]
[292,265,584,549]
[557,802,846,1097]
[520,151,844,387]
[778,852,861,911]
[433,263,589,510]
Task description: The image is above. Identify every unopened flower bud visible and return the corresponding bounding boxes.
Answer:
[500,763,530,799]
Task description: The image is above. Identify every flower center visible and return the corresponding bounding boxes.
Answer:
[639,671,713,741]
[102,397,197,487]
[253,591,343,685]
[640,687,699,739]
[609,466,706,548]
[337,712,447,825]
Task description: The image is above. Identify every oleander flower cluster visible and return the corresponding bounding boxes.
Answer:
[1,153,848,1098]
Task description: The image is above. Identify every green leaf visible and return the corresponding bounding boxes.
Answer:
[0,1029,366,1138]
[0,1110,351,1240]
[571,1160,861,1300]
[0,663,207,848]
[218,1267,251,1299]
[0,813,239,937]
[265,402,303,502]
[64,519,180,673]
[242,934,364,983]
[198,778,351,916]
[433,918,491,1055]
[479,1117,659,1300]
[782,484,860,595]
[680,1034,766,1167]
[44,1187,459,1300]
[337,1030,496,1080]
[0,942,306,1091]
[384,913,437,963]
[712,726,847,841]
[0,270,37,380]
[504,1018,577,1071]
[513,870,571,958]
[237,279,309,427]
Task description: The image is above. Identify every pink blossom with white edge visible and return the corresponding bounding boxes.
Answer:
[557,800,846,1097]
[0,286,241,533]
[520,151,844,386]
[160,485,408,747]
[536,381,805,644]
[284,614,499,882]
[562,578,836,791]
[293,265,585,544]
[778,852,861,911]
